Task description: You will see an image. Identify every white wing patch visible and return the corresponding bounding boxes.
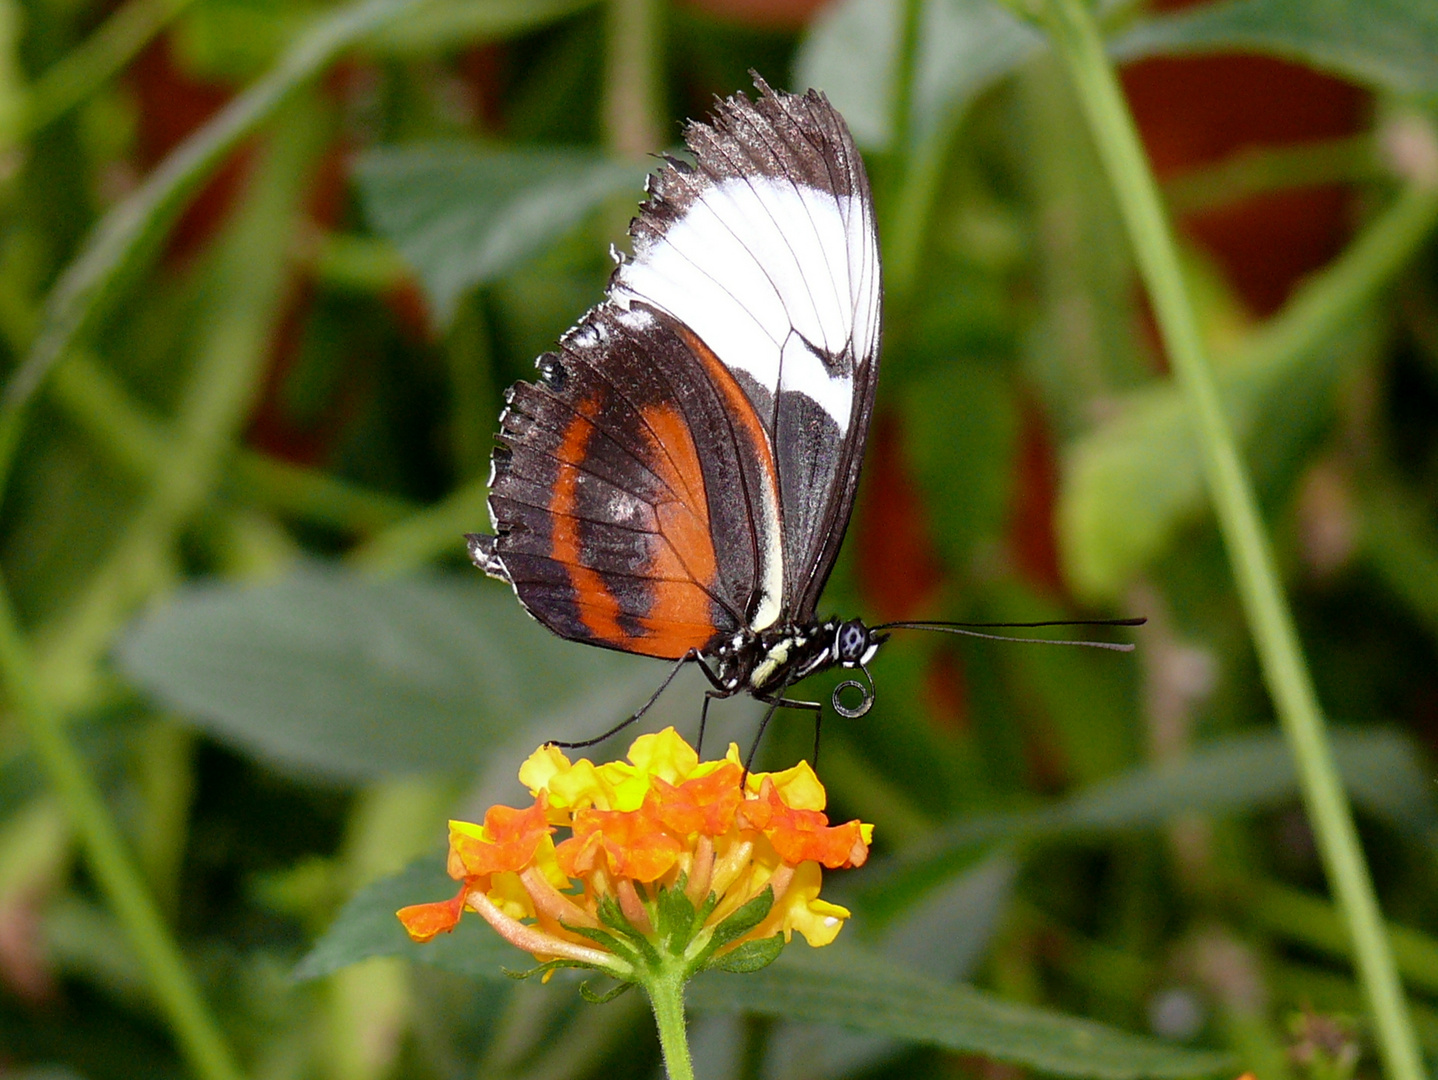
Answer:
[749,482,784,632]
[780,332,851,429]
[614,176,878,435]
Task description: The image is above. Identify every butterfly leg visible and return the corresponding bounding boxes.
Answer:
[696,691,724,758]
[549,649,699,750]
[742,692,823,777]
[689,655,733,756]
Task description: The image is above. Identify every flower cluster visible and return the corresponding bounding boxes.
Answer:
[398,728,872,983]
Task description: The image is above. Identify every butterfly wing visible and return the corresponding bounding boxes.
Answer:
[613,77,882,625]
[471,298,782,659]
[472,78,880,655]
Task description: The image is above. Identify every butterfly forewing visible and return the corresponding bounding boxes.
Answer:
[474,77,881,661]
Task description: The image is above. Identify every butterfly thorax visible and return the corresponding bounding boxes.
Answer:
[713,618,882,695]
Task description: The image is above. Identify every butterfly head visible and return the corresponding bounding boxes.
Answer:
[831,618,884,668]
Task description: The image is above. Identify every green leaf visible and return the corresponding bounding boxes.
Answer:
[1044,726,1438,838]
[293,855,518,981]
[704,933,785,974]
[1114,0,1438,100]
[114,564,667,781]
[354,145,649,326]
[688,945,1232,1079]
[870,727,1438,906]
[1057,329,1350,601]
[800,0,1438,162]
[1057,167,1438,600]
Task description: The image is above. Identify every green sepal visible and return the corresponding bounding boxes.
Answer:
[579,978,635,1005]
[501,958,600,981]
[694,890,719,924]
[595,895,662,967]
[706,887,773,952]
[564,922,642,968]
[654,884,698,952]
[595,894,640,937]
[684,886,775,975]
[703,933,786,974]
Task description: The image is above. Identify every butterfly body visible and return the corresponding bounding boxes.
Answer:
[467,76,885,742]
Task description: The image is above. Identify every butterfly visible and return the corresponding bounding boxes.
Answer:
[468,76,1138,761]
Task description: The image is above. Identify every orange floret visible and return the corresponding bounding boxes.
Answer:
[396,886,467,943]
[648,762,745,837]
[559,805,683,882]
[739,779,870,868]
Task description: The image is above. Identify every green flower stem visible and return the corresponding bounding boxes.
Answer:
[646,966,696,1080]
[0,577,244,1080]
[1039,3,1425,1080]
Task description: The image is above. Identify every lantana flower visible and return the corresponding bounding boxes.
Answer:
[397,728,872,1079]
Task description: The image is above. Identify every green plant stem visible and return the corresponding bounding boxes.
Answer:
[888,0,923,161]
[0,0,432,510]
[878,0,930,310]
[47,351,415,535]
[647,968,695,1080]
[602,0,663,158]
[1039,2,1425,1079]
[35,98,326,714]
[17,0,198,140]
[0,577,243,1080]
[348,477,488,573]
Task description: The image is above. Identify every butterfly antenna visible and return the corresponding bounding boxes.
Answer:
[870,616,1145,653]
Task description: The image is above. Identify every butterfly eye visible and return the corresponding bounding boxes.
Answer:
[835,620,869,664]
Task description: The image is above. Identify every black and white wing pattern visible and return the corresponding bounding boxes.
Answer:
[612,76,882,627]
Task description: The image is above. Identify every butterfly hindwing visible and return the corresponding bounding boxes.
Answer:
[478,303,786,659]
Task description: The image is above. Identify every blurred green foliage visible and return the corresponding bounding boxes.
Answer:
[2,0,1438,1077]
